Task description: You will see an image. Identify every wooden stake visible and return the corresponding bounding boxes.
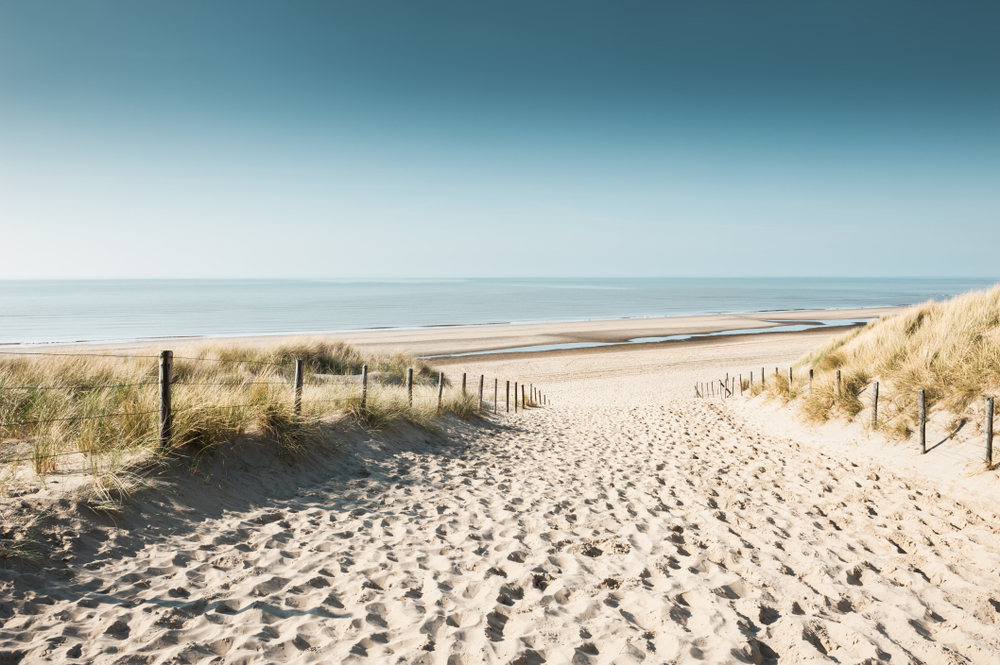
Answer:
[158,350,172,449]
[788,367,793,393]
[479,374,484,411]
[871,381,879,428]
[987,397,994,467]
[809,369,813,396]
[506,380,510,412]
[919,389,926,454]
[361,364,368,410]
[835,370,841,400]
[462,372,467,396]
[406,368,413,406]
[514,382,518,412]
[494,378,498,414]
[293,359,304,415]
[437,371,444,414]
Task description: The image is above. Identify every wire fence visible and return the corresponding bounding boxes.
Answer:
[697,365,1000,468]
[0,350,550,469]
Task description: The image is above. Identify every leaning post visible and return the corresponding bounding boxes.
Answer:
[406,368,413,407]
[987,397,994,467]
[919,389,926,454]
[437,371,444,414]
[293,359,304,415]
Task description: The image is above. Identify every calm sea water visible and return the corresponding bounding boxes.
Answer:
[0,278,995,345]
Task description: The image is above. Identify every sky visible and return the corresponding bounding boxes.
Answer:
[0,1,997,279]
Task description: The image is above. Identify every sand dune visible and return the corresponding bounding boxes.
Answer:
[3,329,1000,664]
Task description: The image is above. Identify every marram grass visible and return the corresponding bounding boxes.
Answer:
[0,339,477,508]
[757,284,1000,440]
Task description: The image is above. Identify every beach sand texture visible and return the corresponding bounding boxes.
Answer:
[3,328,1000,664]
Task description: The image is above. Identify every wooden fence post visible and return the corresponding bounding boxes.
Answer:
[406,368,413,407]
[918,389,926,454]
[522,384,526,409]
[437,371,444,414]
[788,367,793,393]
[158,350,172,449]
[986,397,994,467]
[506,380,510,412]
[761,367,765,386]
[462,373,467,396]
[494,378,498,414]
[293,359,304,415]
[361,364,368,410]
[809,369,813,396]
[871,381,879,428]
[836,370,841,400]
[514,382,518,412]
[479,374,484,411]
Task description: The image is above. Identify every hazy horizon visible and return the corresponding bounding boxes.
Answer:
[1,2,997,280]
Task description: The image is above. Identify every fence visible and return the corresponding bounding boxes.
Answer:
[0,350,550,471]
[695,365,999,467]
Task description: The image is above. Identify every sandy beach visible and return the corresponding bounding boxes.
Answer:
[4,312,1000,664]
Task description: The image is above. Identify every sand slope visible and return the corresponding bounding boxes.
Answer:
[3,332,1000,664]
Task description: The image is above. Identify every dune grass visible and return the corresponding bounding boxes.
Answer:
[760,285,1000,440]
[0,338,481,509]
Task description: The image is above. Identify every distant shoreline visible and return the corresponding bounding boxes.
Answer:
[0,305,905,358]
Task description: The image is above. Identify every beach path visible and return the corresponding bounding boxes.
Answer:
[3,334,1000,664]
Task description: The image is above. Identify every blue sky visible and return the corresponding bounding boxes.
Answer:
[0,1,996,278]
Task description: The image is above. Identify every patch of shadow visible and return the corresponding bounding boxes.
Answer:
[759,605,780,625]
[509,649,546,665]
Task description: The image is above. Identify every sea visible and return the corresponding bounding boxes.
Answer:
[0,278,995,346]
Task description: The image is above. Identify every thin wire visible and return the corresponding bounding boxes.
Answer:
[177,403,267,413]
[171,356,291,367]
[172,381,291,387]
[0,382,158,391]
[0,410,159,428]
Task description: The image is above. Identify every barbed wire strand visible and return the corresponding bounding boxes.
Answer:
[171,381,292,387]
[171,356,290,367]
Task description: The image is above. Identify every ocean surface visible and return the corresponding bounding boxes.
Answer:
[0,278,995,345]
